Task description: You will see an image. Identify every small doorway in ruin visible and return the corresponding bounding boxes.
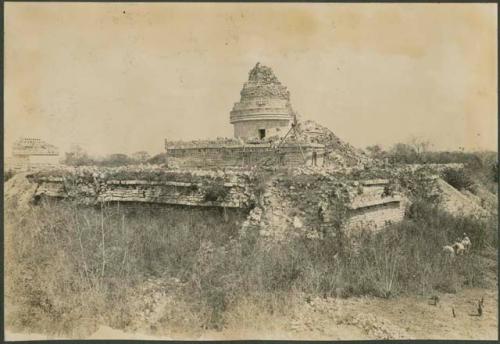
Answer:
[259,129,266,140]
[279,152,285,165]
[312,151,317,166]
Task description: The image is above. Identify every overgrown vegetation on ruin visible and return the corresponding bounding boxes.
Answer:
[31,168,200,183]
[442,167,474,191]
[366,147,498,194]
[202,180,229,202]
[5,188,497,337]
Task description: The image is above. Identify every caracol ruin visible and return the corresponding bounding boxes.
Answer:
[7,63,491,241]
[165,62,373,169]
[166,63,328,168]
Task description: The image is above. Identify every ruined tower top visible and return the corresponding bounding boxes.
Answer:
[230,63,294,140]
[242,62,290,100]
[247,62,279,83]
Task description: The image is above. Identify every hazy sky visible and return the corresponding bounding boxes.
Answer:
[5,3,497,156]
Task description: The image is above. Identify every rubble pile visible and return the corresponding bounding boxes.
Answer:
[240,62,291,100]
[287,296,410,339]
[297,120,373,168]
[240,207,264,237]
[335,312,410,339]
[126,277,186,332]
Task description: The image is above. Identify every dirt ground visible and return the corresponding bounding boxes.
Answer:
[6,286,497,341]
[208,287,498,340]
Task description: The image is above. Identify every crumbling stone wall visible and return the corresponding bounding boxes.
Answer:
[246,172,407,241]
[345,198,404,233]
[166,144,325,168]
[28,169,255,209]
[25,165,481,243]
[344,179,405,232]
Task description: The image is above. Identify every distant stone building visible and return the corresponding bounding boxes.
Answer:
[230,62,295,140]
[6,138,60,172]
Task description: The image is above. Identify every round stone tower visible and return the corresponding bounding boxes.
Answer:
[230,63,294,140]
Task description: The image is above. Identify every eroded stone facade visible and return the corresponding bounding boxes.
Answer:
[23,166,416,242]
[7,138,60,172]
[165,142,325,168]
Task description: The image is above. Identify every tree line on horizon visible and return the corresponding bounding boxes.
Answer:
[62,146,153,167]
[364,137,498,189]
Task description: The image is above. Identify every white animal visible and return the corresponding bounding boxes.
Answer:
[461,235,471,252]
[452,242,465,256]
[443,245,455,257]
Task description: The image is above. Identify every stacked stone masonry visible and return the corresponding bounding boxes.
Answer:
[260,174,408,241]
[31,175,253,209]
[27,168,409,240]
[230,63,294,140]
[166,143,325,168]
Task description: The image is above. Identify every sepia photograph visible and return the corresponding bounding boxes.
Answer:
[3,1,498,341]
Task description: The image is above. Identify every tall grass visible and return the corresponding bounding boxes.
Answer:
[5,196,497,336]
[5,200,243,334]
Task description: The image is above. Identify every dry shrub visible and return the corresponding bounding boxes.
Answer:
[203,182,229,202]
[442,167,474,190]
[4,199,244,335]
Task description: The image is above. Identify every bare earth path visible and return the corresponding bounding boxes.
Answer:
[6,286,497,341]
